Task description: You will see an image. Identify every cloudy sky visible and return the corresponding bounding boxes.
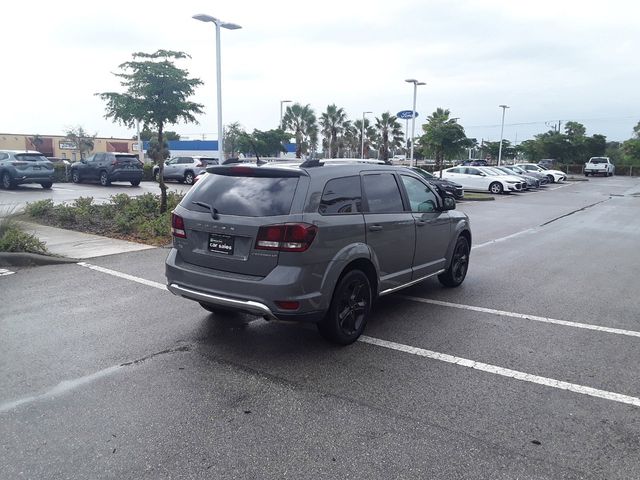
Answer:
[2,0,639,144]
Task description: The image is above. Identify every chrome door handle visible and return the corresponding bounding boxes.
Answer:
[416,220,426,226]
[368,225,383,231]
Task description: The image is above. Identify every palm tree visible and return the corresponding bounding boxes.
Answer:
[282,103,318,158]
[319,104,348,158]
[353,118,376,158]
[375,112,404,163]
[418,108,471,174]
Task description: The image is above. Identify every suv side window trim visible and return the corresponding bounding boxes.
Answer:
[318,175,363,215]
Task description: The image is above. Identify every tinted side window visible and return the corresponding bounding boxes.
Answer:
[179,157,193,164]
[0,153,9,160]
[319,176,362,215]
[400,175,438,213]
[362,173,404,213]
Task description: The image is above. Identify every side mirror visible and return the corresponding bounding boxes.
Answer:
[442,196,456,211]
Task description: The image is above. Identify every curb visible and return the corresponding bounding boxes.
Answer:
[460,195,495,202]
[0,252,79,268]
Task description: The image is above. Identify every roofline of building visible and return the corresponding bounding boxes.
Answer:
[0,132,136,141]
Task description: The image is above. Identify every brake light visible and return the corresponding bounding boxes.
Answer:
[195,160,205,167]
[171,213,187,238]
[255,223,317,252]
[230,166,254,175]
[12,161,28,166]
[275,300,300,310]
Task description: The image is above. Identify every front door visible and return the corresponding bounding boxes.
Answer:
[362,172,415,292]
[399,174,451,278]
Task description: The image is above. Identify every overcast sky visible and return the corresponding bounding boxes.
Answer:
[3,0,639,144]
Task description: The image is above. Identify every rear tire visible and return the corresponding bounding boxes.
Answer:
[72,170,81,183]
[100,171,110,186]
[130,180,140,187]
[41,182,53,189]
[184,171,195,185]
[317,269,372,345]
[547,174,555,183]
[438,236,470,288]
[489,182,503,195]
[1,172,15,190]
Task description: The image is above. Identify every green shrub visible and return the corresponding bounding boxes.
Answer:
[25,199,55,217]
[53,163,69,182]
[143,162,155,181]
[0,219,47,254]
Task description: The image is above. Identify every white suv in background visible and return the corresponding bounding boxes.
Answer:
[153,156,219,185]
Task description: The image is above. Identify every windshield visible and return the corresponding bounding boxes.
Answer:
[481,167,504,175]
[412,168,434,179]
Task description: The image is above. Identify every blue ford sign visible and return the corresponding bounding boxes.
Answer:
[397,110,418,120]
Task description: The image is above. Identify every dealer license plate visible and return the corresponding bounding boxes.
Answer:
[208,233,234,255]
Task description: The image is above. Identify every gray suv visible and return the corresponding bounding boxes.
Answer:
[166,161,472,344]
[153,156,219,185]
[0,150,55,189]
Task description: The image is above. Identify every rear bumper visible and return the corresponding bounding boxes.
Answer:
[110,169,143,181]
[165,248,326,322]
[14,173,54,184]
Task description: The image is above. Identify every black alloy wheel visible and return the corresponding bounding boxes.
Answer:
[72,170,81,183]
[2,172,15,189]
[318,269,372,345]
[438,236,470,287]
[185,171,195,185]
[100,171,110,186]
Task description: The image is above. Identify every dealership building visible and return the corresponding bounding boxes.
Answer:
[0,133,139,161]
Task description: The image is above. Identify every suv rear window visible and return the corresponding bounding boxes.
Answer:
[590,158,607,163]
[319,176,362,214]
[15,154,48,162]
[184,174,298,217]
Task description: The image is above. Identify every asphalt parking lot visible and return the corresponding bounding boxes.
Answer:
[2,176,640,479]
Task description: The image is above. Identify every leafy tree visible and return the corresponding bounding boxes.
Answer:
[29,134,44,151]
[375,112,403,163]
[224,122,244,158]
[237,129,288,159]
[65,126,96,161]
[621,138,640,165]
[418,108,471,173]
[97,50,203,213]
[633,121,640,139]
[564,121,586,138]
[282,103,318,158]
[137,126,180,141]
[320,104,348,158]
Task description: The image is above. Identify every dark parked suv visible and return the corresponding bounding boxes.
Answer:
[166,160,472,344]
[70,153,143,186]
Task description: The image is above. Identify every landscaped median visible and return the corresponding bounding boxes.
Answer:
[22,192,183,247]
[460,192,495,201]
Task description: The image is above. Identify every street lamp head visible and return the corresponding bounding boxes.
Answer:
[405,78,417,83]
[363,111,372,114]
[499,104,510,109]
[417,82,426,86]
[193,13,218,22]
[281,99,292,104]
[193,14,241,29]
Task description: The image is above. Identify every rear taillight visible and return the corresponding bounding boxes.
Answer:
[195,161,205,167]
[171,213,187,238]
[255,223,317,252]
[12,161,27,166]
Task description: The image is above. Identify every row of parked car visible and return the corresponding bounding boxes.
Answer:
[433,163,568,195]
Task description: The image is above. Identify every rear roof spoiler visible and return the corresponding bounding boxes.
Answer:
[206,165,307,177]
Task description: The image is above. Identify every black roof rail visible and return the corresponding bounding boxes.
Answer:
[299,159,324,168]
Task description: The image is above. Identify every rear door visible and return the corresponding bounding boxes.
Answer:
[163,157,180,179]
[399,174,450,278]
[177,167,303,277]
[361,172,415,291]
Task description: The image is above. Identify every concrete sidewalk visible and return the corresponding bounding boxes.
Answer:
[19,222,156,259]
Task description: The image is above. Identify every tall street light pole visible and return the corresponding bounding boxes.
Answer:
[405,79,426,167]
[193,14,241,162]
[497,104,509,166]
[361,111,372,159]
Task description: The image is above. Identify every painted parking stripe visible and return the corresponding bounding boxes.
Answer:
[0,268,15,276]
[76,262,167,290]
[472,228,535,250]
[73,263,640,407]
[400,296,640,339]
[359,336,640,408]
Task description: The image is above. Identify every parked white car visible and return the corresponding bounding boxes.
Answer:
[434,166,524,194]
[515,163,566,183]
[477,167,527,191]
[584,157,615,176]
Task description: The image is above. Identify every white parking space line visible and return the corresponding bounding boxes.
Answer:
[0,268,16,276]
[72,262,640,408]
[359,336,640,408]
[472,228,536,250]
[400,296,640,339]
[76,262,167,290]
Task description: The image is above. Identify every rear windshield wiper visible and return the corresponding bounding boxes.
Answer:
[192,201,219,220]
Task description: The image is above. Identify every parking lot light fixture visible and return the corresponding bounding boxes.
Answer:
[193,13,241,161]
[361,111,372,159]
[405,79,426,167]
[498,104,510,166]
